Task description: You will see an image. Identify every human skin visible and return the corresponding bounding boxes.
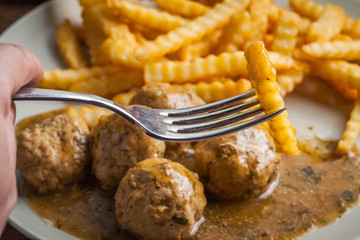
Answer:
[0,43,43,234]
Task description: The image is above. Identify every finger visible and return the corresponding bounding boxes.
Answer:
[0,44,43,96]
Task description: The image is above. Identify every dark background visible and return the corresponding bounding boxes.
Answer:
[0,1,48,239]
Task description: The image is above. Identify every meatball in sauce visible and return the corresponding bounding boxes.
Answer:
[16,108,90,193]
[195,126,280,200]
[91,113,166,189]
[130,83,205,171]
[115,158,206,240]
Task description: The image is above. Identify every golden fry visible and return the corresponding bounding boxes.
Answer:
[342,17,360,39]
[245,41,300,155]
[302,40,360,61]
[335,100,360,156]
[213,11,251,54]
[76,106,112,128]
[289,0,323,20]
[39,65,125,90]
[177,29,222,61]
[175,78,252,103]
[112,91,137,106]
[272,9,299,55]
[153,0,210,18]
[107,0,188,32]
[245,0,271,46]
[135,0,250,60]
[309,60,359,101]
[306,4,345,42]
[144,51,298,84]
[56,19,88,69]
[277,69,305,97]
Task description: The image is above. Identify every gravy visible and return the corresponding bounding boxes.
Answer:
[21,140,360,240]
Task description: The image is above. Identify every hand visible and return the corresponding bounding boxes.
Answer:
[0,44,43,233]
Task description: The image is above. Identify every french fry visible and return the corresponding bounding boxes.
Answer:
[342,17,360,39]
[134,0,250,60]
[335,100,360,156]
[144,51,298,84]
[177,29,223,61]
[107,0,188,32]
[153,0,210,18]
[309,60,359,101]
[245,41,300,155]
[76,106,112,128]
[277,69,305,97]
[306,4,345,43]
[302,40,360,61]
[331,34,353,42]
[175,78,252,103]
[272,9,299,55]
[56,19,88,69]
[39,65,125,90]
[289,0,323,20]
[213,11,252,54]
[69,70,144,98]
[112,91,137,106]
[245,0,271,46]
[99,37,144,70]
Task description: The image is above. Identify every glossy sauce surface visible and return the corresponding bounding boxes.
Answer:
[21,140,360,240]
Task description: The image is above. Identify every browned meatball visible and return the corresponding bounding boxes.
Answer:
[91,114,166,189]
[115,158,206,240]
[194,126,280,200]
[16,108,90,193]
[130,83,205,171]
[130,83,205,109]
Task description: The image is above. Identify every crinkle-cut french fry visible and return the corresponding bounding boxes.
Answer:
[134,0,250,61]
[69,70,144,98]
[289,0,323,20]
[39,65,125,90]
[264,34,274,49]
[107,0,188,32]
[99,38,144,70]
[306,4,345,43]
[272,9,299,55]
[213,11,251,54]
[175,78,252,103]
[302,40,360,61]
[245,41,300,155]
[342,17,360,39]
[76,106,112,128]
[277,69,305,97]
[309,60,359,101]
[331,34,353,42]
[267,3,279,31]
[245,0,271,46]
[335,100,360,156]
[177,29,222,61]
[144,51,298,84]
[112,91,137,106]
[80,0,136,41]
[80,1,107,65]
[56,19,88,69]
[153,0,210,18]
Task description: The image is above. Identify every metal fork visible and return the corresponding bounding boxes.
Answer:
[12,88,285,142]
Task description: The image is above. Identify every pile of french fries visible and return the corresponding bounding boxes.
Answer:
[40,0,360,156]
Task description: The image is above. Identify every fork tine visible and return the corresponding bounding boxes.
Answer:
[160,90,256,117]
[166,108,286,141]
[168,106,264,133]
[165,98,260,125]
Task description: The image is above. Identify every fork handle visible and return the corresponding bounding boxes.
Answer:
[12,87,133,120]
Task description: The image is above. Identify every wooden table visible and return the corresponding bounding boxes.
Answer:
[0,1,48,239]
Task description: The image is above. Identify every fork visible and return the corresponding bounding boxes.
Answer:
[12,88,285,142]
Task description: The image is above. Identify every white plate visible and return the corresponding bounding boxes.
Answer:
[1,0,360,239]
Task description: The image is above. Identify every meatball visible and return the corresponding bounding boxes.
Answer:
[91,114,165,189]
[130,83,205,109]
[115,158,206,240]
[16,108,90,193]
[130,83,205,171]
[194,126,280,200]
